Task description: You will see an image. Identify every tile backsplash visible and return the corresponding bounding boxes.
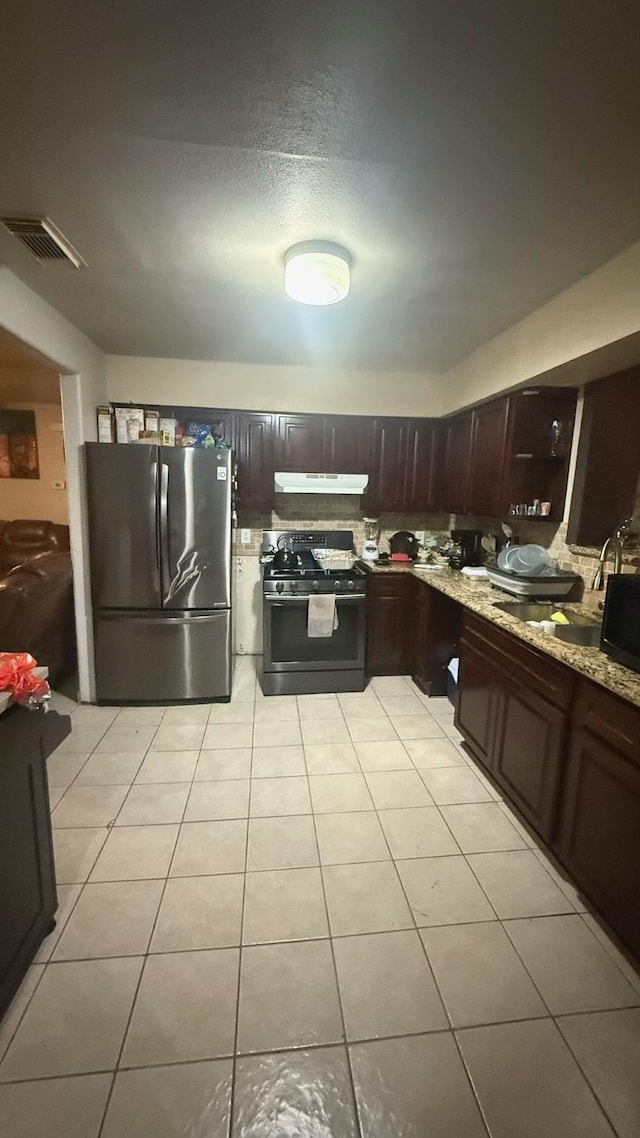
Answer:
[459,514,640,580]
[235,492,640,584]
[235,495,450,556]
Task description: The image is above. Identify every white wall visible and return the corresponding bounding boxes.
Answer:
[440,242,640,413]
[0,267,106,700]
[106,356,442,417]
[0,402,69,524]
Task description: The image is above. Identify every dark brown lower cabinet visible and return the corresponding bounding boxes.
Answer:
[456,610,640,963]
[492,671,567,843]
[559,684,640,960]
[365,573,412,675]
[0,706,70,1019]
[456,613,572,841]
[455,635,498,767]
[412,580,462,697]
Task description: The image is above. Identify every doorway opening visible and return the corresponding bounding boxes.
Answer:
[0,325,76,693]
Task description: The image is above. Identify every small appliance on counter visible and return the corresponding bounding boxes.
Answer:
[361,517,380,562]
[600,574,640,673]
[389,530,420,560]
[443,529,484,570]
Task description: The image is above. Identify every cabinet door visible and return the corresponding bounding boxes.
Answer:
[405,419,437,512]
[368,419,409,512]
[467,398,509,516]
[0,708,65,1018]
[366,577,411,675]
[323,416,370,474]
[438,413,472,513]
[412,580,462,697]
[455,637,498,769]
[236,411,274,511]
[560,727,640,960]
[276,414,324,472]
[492,674,566,841]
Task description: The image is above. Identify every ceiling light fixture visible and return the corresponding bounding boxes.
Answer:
[284,241,351,306]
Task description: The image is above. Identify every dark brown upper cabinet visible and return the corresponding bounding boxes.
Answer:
[437,412,473,514]
[405,419,438,512]
[235,411,274,511]
[368,418,410,512]
[367,417,438,513]
[276,414,325,472]
[323,415,370,474]
[502,388,576,525]
[567,366,640,547]
[467,397,510,517]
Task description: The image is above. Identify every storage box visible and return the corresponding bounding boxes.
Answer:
[159,417,176,446]
[114,407,145,443]
[144,409,160,432]
[97,405,113,443]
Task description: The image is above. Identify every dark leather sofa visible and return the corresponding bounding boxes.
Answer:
[0,520,76,686]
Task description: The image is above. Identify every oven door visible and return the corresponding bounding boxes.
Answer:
[264,594,366,672]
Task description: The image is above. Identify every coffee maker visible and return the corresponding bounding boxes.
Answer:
[450,528,484,569]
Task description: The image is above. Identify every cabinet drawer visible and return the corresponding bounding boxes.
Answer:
[463,613,574,710]
[576,682,640,766]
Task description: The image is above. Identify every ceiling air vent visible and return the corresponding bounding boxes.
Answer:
[0,216,85,268]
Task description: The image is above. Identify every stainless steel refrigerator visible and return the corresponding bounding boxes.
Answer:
[86,442,232,703]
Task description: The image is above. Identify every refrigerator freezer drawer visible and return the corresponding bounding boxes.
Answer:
[94,610,231,703]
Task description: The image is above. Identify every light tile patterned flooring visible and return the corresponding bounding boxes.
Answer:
[1,658,640,1136]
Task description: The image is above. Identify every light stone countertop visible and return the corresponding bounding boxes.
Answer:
[360,561,640,710]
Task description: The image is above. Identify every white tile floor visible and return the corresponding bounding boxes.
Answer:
[1,658,640,1136]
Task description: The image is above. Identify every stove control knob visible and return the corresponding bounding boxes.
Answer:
[276,581,284,594]
[334,581,341,590]
[347,580,355,590]
[289,580,297,592]
[312,580,319,591]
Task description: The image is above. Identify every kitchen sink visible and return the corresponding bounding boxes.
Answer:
[492,602,602,647]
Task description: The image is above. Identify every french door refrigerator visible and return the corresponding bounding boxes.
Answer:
[86,442,232,703]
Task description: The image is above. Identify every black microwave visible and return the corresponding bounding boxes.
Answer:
[601,575,640,673]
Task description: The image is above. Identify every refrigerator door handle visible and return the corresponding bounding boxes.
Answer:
[159,462,170,594]
[149,460,161,597]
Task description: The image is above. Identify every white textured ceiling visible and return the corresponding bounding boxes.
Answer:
[0,1,638,372]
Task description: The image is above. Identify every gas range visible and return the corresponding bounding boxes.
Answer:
[263,565,367,596]
[260,530,367,696]
[261,530,367,596]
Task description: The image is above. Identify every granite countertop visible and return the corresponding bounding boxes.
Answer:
[360,561,640,709]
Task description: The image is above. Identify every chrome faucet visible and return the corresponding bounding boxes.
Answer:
[591,536,623,590]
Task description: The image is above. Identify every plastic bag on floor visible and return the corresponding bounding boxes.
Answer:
[0,652,50,709]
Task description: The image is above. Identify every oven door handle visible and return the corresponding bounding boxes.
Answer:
[264,593,366,602]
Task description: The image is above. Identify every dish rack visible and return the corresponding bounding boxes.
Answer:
[486,562,581,598]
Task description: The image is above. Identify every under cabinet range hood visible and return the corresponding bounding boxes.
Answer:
[274,472,369,495]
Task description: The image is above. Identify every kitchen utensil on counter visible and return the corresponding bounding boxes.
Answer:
[362,517,380,562]
[389,530,420,559]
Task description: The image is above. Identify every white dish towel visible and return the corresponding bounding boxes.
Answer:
[307,594,339,638]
